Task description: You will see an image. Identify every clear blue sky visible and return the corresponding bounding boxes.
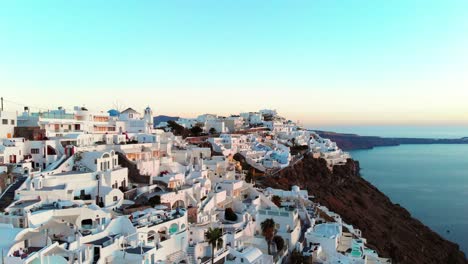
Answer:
[1,1,467,125]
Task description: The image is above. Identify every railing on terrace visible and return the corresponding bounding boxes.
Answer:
[132,211,184,228]
[31,112,75,119]
[201,247,229,264]
[258,207,297,217]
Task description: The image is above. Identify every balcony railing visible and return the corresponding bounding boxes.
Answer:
[33,112,75,119]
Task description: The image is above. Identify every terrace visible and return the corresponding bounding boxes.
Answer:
[312,223,341,239]
[86,234,119,247]
[32,112,75,120]
[131,208,185,229]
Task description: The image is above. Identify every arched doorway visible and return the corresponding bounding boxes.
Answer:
[147,230,158,244]
[172,200,185,209]
[158,226,168,241]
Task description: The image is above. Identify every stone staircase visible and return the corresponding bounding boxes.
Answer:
[167,250,191,264]
[187,246,196,264]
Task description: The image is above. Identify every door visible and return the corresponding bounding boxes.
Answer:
[93,247,100,263]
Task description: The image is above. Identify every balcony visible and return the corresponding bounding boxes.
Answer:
[35,112,75,120]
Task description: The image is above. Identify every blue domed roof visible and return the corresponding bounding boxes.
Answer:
[107,109,120,117]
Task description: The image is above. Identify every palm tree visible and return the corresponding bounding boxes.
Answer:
[261,218,276,255]
[205,227,223,264]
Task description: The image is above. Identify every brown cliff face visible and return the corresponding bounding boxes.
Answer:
[258,154,467,264]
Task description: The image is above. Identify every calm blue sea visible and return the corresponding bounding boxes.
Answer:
[351,144,468,255]
[311,125,468,139]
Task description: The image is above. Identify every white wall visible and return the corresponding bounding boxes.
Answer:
[0,111,16,139]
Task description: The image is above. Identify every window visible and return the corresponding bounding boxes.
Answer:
[11,120,15,125]
[31,148,40,154]
[2,119,7,125]
[113,196,118,201]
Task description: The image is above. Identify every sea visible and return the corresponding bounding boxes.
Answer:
[313,125,468,139]
[311,125,468,255]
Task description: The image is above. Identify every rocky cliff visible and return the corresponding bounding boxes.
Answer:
[258,154,467,264]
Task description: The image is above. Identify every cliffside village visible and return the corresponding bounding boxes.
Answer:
[0,105,390,264]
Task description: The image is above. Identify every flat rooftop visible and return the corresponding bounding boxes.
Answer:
[86,234,118,246]
[124,246,153,254]
[10,199,41,209]
[53,171,89,176]
[41,184,66,190]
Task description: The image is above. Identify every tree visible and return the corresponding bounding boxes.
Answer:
[273,235,285,251]
[245,169,253,183]
[224,208,238,221]
[271,195,282,207]
[190,126,203,137]
[261,218,276,255]
[289,249,304,264]
[167,120,184,134]
[209,127,217,135]
[205,227,223,264]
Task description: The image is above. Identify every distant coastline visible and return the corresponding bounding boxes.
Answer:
[314,130,468,151]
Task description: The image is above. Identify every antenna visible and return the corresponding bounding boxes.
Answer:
[112,100,125,112]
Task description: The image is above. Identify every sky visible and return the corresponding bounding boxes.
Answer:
[1,0,468,126]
